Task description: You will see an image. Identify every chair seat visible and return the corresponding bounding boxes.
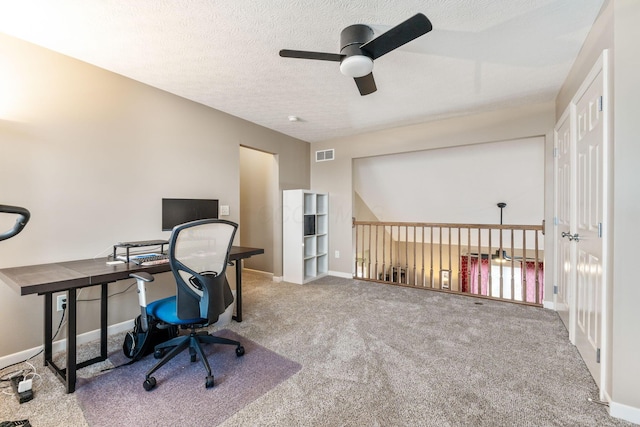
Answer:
[146,296,206,325]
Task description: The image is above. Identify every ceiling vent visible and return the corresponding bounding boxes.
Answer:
[316,149,335,162]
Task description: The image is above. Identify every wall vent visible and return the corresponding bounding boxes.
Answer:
[316,149,335,162]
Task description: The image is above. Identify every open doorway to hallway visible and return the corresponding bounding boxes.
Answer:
[239,146,277,274]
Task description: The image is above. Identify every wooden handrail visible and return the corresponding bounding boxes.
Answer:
[354,219,542,230]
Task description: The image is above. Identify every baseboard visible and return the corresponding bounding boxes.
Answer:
[609,400,640,425]
[0,319,134,370]
[329,271,353,279]
[242,268,281,282]
[543,300,555,310]
[244,268,272,278]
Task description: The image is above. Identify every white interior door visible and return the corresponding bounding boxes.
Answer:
[553,51,608,394]
[554,113,573,336]
[573,68,604,388]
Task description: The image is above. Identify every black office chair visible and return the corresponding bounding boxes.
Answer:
[137,219,244,391]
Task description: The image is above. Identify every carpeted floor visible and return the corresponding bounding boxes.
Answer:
[1,271,636,426]
[75,329,301,426]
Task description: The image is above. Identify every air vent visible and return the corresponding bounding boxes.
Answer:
[316,149,335,162]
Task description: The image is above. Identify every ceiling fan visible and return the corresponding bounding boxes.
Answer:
[279,13,433,96]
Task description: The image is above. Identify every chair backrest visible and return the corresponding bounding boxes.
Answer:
[168,219,238,323]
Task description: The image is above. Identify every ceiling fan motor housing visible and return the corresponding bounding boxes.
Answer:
[339,24,375,77]
[340,24,374,57]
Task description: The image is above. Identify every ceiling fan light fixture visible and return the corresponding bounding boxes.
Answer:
[340,55,373,78]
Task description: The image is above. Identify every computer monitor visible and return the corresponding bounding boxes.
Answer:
[162,198,219,231]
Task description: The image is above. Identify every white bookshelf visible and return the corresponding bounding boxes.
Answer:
[283,189,329,284]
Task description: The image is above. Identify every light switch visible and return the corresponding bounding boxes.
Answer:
[220,205,230,216]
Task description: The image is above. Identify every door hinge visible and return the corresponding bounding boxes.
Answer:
[553,285,558,295]
[598,222,602,238]
[596,348,601,363]
[598,96,604,112]
[553,147,558,158]
[554,216,558,226]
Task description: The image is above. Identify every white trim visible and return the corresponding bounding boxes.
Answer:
[609,400,640,425]
[329,271,352,279]
[599,49,611,402]
[542,300,555,310]
[243,268,272,278]
[0,319,134,370]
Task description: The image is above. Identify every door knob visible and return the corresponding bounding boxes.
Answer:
[561,231,580,241]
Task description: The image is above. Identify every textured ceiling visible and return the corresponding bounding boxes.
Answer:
[0,0,604,143]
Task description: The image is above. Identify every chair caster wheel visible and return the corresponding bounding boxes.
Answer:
[154,349,164,359]
[143,377,157,391]
[236,346,245,357]
[205,375,214,388]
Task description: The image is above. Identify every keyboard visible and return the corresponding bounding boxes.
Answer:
[141,258,170,266]
[132,254,169,266]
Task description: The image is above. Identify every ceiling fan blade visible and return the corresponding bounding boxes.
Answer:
[360,13,433,60]
[279,49,343,62]
[354,73,377,96]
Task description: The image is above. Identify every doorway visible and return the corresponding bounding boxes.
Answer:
[239,146,278,274]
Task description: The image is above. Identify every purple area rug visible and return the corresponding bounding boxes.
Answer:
[75,329,301,426]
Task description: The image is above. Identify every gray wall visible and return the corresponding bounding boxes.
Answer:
[0,33,309,357]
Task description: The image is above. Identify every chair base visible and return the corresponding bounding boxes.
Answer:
[142,329,244,391]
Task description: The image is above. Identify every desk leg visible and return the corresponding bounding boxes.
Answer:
[44,293,53,367]
[232,259,242,322]
[65,289,77,393]
[42,286,109,393]
[100,284,108,359]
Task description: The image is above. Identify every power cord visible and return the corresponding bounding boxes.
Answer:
[77,280,137,302]
[2,280,137,396]
[0,305,66,394]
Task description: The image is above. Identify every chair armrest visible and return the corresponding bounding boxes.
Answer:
[130,272,154,282]
[130,272,155,331]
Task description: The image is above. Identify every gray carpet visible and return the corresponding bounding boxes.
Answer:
[1,271,636,426]
[74,329,301,426]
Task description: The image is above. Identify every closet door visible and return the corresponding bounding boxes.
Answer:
[554,51,608,394]
[554,112,573,335]
[573,66,605,388]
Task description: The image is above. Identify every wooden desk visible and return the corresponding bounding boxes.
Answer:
[0,246,263,393]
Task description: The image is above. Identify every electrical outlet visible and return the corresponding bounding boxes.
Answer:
[56,295,67,312]
[335,250,340,258]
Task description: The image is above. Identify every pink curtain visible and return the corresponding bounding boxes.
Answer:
[522,261,544,304]
[461,256,544,303]
[460,256,490,296]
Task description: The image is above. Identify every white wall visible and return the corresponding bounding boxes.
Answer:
[0,33,309,357]
[353,137,544,225]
